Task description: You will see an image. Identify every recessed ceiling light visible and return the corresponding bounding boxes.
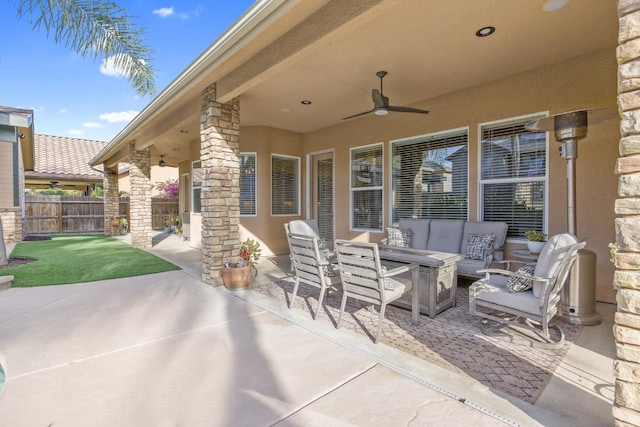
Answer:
[179,129,189,133]
[172,147,181,151]
[301,100,312,105]
[281,108,291,113]
[475,26,495,38]
[543,0,570,12]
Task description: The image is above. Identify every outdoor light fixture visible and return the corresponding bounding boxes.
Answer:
[525,107,616,326]
[543,0,570,12]
[475,26,495,37]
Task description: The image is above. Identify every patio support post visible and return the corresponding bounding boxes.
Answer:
[129,145,153,249]
[103,164,120,237]
[613,1,640,424]
[200,83,240,286]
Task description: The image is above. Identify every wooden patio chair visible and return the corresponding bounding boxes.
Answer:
[469,233,585,348]
[334,239,420,343]
[287,233,341,320]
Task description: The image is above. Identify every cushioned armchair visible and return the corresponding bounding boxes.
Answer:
[469,233,585,348]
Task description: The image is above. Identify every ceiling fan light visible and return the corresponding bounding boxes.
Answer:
[374,108,389,116]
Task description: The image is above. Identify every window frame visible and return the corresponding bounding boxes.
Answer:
[239,152,257,217]
[191,160,202,214]
[389,128,469,226]
[271,153,300,217]
[478,113,549,240]
[350,142,384,232]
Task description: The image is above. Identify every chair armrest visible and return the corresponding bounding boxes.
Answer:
[380,238,389,245]
[381,263,418,278]
[476,267,551,285]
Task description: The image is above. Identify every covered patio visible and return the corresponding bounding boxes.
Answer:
[88,1,640,423]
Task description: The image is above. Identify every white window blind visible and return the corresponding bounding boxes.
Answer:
[271,154,299,216]
[480,117,547,238]
[351,144,383,231]
[391,130,468,224]
[191,160,202,214]
[240,153,257,216]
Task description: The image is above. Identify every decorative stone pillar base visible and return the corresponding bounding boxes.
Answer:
[200,83,240,286]
[613,1,640,424]
[103,165,120,237]
[129,147,152,249]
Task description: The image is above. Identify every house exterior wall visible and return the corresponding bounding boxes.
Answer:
[296,48,618,303]
[0,142,14,207]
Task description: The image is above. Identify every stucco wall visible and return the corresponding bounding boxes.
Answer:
[0,142,14,207]
[300,49,618,303]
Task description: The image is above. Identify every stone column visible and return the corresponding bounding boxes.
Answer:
[613,1,640,425]
[103,164,120,236]
[200,83,241,286]
[129,146,153,249]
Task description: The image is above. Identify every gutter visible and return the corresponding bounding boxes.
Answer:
[89,0,297,167]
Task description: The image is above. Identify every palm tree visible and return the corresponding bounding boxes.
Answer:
[12,0,156,95]
[0,1,156,266]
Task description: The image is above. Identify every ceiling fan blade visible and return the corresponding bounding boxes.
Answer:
[342,108,375,120]
[387,105,430,115]
[372,89,388,108]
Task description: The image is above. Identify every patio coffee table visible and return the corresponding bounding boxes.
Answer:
[378,245,463,319]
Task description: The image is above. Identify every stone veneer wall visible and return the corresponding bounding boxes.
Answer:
[0,208,22,244]
[103,165,120,237]
[129,147,152,249]
[200,83,241,285]
[613,1,640,425]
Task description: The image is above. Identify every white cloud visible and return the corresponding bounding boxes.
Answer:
[59,108,68,114]
[100,55,128,78]
[69,129,83,135]
[153,7,174,17]
[83,122,103,128]
[99,111,139,123]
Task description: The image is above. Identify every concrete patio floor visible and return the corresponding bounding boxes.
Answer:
[0,233,616,426]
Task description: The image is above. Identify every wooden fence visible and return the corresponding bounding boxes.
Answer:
[25,195,179,235]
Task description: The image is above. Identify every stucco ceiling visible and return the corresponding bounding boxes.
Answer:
[110,0,618,166]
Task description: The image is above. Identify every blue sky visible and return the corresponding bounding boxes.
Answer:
[0,1,255,142]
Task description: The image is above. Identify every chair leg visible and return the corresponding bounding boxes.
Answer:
[315,286,326,320]
[375,303,387,344]
[337,292,348,329]
[289,279,300,309]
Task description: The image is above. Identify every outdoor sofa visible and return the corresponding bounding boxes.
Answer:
[381,219,509,279]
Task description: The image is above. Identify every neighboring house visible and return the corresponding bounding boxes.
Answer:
[89,1,619,304]
[0,106,34,243]
[25,135,107,194]
[25,134,177,197]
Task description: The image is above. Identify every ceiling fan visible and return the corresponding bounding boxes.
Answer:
[158,155,177,168]
[343,71,430,120]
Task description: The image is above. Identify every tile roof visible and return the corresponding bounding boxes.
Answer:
[27,134,107,180]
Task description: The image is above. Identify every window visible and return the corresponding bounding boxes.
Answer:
[240,153,257,216]
[351,144,383,231]
[192,160,202,214]
[391,129,468,224]
[480,115,547,238]
[271,154,299,216]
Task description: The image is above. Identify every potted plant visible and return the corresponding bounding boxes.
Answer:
[118,218,128,235]
[524,230,547,254]
[221,238,262,290]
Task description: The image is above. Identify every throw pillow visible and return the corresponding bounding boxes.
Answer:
[387,227,413,248]
[465,233,496,261]
[506,262,537,293]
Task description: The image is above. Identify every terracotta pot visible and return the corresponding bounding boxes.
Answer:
[222,266,251,290]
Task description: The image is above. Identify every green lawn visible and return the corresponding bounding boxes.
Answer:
[0,235,181,287]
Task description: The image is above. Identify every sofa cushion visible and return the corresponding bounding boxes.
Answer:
[506,262,537,292]
[472,279,541,316]
[386,227,413,248]
[398,219,430,249]
[457,258,487,278]
[427,220,464,253]
[465,233,496,261]
[461,221,508,261]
